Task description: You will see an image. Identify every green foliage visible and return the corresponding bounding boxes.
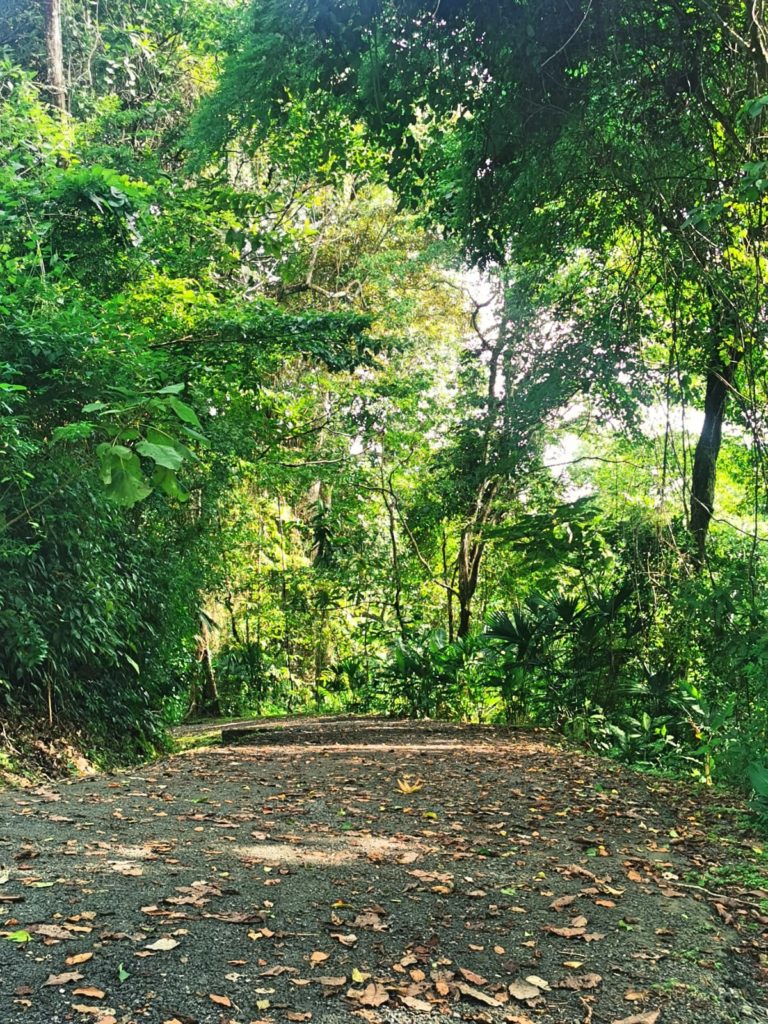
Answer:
[2,0,768,816]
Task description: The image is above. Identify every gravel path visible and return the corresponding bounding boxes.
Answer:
[0,717,766,1024]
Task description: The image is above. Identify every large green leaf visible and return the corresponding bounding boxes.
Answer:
[152,465,189,501]
[97,444,153,506]
[136,440,184,470]
[168,396,202,428]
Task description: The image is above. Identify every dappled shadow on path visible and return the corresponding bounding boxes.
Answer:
[0,717,766,1024]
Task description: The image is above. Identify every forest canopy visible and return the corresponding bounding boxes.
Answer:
[1,0,768,807]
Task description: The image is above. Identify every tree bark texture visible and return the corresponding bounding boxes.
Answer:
[45,0,67,111]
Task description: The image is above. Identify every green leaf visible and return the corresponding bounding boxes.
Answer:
[83,401,107,413]
[97,445,153,506]
[152,465,189,502]
[746,95,768,118]
[136,440,184,470]
[180,424,209,446]
[167,396,202,428]
[3,930,32,943]
[118,963,130,983]
[156,383,186,394]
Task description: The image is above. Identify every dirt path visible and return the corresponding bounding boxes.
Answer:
[1,717,766,1024]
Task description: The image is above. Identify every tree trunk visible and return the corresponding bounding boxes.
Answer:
[689,357,735,558]
[45,0,67,111]
[198,616,221,716]
[457,529,484,638]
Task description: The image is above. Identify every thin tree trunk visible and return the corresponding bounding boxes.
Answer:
[198,617,221,716]
[689,357,736,558]
[441,529,454,643]
[457,529,484,638]
[45,0,67,111]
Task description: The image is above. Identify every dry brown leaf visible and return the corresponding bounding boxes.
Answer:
[318,976,347,988]
[353,912,386,930]
[208,994,232,1007]
[73,987,105,999]
[400,995,433,1012]
[455,982,501,1007]
[611,1013,660,1024]
[32,924,75,941]
[108,861,143,877]
[459,967,488,986]
[508,981,541,1001]
[145,937,179,951]
[570,915,588,928]
[71,1006,116,1017]
[44,971,84,986]
[332,932,358,946]
[543,925,585,938]
[624,990,647,1002]
[550,894,578,911]
[555,973,602,991]
[397,851,420,865]
[310,950,330,964]
[66,952,94,966]
[348,983,390,1007]
[286,1013,312,1022]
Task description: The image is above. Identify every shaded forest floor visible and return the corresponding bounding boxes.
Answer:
[1,718,767,1024]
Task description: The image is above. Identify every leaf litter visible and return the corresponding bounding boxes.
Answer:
[0,717,765,1023]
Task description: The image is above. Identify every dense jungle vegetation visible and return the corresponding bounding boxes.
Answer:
[1,0,768,806]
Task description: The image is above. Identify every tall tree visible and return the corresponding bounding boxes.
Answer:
[44,0,66,110]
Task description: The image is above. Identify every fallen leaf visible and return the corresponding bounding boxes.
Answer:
[401,995,433,1012]
[348,982,390,1007]
[286,1013,312,1021]
[455,982,501,1007]
[550,895,578,911]
[208,994,232,1007]
[310,951,330,965]
[611,1013,660,1024]
[508,981,542,1001]
[145,937,179,951]
[67,952,94,966]
[555,973,602,991]
[543,925,585,938]
[44,971,84,986]
[459,967,488,986]
[31,924,74,940]
[73,987,105,999]
[397,777,424,794]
